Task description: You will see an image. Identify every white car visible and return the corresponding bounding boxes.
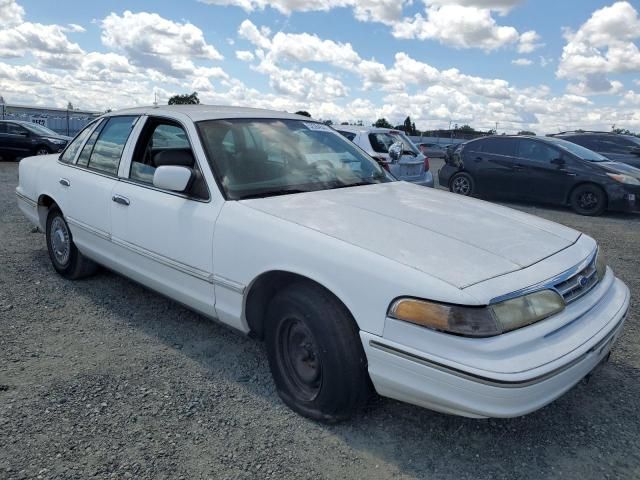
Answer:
[16,106,629,421]
[336,125,434,187]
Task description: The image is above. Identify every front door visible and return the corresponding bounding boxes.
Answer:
[512,139,575,204]
[110,116,219,317]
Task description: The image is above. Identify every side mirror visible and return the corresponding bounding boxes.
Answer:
[153,165,193,192]
[630,147,640,156]
[388,142,403,162]
[551,157,565,166]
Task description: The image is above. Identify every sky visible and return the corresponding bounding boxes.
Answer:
[0,0,639,134]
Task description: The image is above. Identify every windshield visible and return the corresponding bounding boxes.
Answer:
[23,123,59,136]
[545,137,608,162]
[197,119,391,200]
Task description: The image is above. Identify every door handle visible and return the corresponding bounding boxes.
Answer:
[59,178,70,187]
[474,156,483,162]
[112,195,130,206]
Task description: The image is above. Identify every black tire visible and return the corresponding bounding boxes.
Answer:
[35,146,51,156]
[569,184,607,216]
[45,207,99,279]
[449,172,474,196]
[265,282,370,423]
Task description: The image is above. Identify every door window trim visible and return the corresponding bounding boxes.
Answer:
[121,115,212,203]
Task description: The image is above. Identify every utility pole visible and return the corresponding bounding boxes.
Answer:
[495,121,498,134]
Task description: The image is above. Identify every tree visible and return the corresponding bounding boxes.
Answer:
[411,122,417,136]
[168,92,200,105]
[323,119,333,126]
[458,125,476,133]
[67,101,74,110]
[518,130,536,136]
[374,118,393,128]
[340,121,349,125]
[403,116,412,134]
[295,110,311,117]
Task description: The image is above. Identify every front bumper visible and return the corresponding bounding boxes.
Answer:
[606,184,640,212]
[362,275,629,418]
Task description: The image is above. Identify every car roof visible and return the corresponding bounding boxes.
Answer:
[105,105,313,122]
[337,125,404,134]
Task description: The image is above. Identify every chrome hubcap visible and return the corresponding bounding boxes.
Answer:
[452,176,470,195]
[50,217,70,265]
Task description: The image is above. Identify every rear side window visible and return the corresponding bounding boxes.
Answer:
[60,120,101,164]
[7,123,27,135]
[338,131,356,141]
[517,140,559,162]
[476,138,517,156]
[369,133,396,153]
[597,136,638,154]
[86,116,137,175]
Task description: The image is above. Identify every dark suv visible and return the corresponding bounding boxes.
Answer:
[438,135,640,215]
[548,131,640,168]
[0,120,71,160]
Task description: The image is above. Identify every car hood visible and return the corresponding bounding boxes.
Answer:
[595,160,640,177]
[241,182,581,289]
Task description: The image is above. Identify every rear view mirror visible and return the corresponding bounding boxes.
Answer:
[153,165,193,192]
[388,142,403,162]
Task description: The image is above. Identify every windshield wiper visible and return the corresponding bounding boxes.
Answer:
[237,188,310,200]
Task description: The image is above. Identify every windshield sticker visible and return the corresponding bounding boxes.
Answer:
[303,122,333,132]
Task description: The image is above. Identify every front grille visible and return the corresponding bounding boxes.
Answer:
[554,256,599,304]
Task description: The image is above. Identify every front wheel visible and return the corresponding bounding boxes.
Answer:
[265,282,370,423]
[569,184,607,216]
[449,172,474,196]
[46,207,98,279]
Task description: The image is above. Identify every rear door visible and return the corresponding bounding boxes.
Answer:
[513,139,575,204]
[62,115,139,261]
[467,138,518,196]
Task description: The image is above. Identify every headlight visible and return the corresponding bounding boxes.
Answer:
[606,173,640,185]
[47,138,67,145]
[389,290,565,337]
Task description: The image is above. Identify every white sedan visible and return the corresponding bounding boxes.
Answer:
[16,106,629,422]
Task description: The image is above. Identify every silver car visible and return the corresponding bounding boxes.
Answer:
[337,126,434,187]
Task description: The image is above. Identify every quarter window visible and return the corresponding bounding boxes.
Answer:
[60,120,100,164]
[86,116,137,175]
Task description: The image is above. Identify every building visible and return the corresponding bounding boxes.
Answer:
[0,99,101,137]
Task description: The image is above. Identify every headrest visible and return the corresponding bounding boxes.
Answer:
[153,149,195,167]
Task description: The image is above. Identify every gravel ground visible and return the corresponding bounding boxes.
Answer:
[1,160,639,480]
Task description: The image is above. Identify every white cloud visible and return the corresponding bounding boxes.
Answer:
[0,22,84,59]
[0,0,24,27]
[101,11,223,77]
[235,50,255,61]
[512,58,532,66]
[65,23,86,33]
[200,0,410,24]
[392,4,519,51]
[557,2,640,93]
[517,30,543,53]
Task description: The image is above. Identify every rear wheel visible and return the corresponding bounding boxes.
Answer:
[449,172,474,196]
[265,282,370,423]
[569,184,607,216]
[46,207,98,279]
[35,146,51,156]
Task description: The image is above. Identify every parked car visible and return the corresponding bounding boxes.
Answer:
[439,135,640,216]
[416,142,446,158]
[0,120,71,160]
[17,106,628,421]
[548,131,640,168]
[337,126,433,187]
[443,142,464,163]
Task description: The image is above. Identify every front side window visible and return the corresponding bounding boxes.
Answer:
[338,131,356,141]
[198,119,390,200]
[86,116,137,175]
[546,137,608,162]
[389,132,420,155]
[369,132,398,154]
[129,118,208,200]
[62,119,102,164]
[517,140,559,162]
